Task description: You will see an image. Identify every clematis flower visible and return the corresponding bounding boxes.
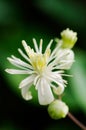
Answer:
[5,36,75,105]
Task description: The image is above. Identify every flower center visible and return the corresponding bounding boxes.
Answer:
[31,54,46,72]
[29,48,50,73]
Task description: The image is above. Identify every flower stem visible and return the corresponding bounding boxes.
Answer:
[68,112,86,130]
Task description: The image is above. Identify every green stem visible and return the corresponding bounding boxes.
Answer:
[68,112,86,130]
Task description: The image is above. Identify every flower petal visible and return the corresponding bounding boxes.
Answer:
[39,39,43,53]
[33,38,39,52]
[5,69,34,74]
[21,86,32,100]
[46,71,65,89]
[19,74,36,88]
[53,49,74,70]
[46,39,53,51]
[37,78,54,105]
[19,75,36,100]
[7,56,33,70]
[18,48,31,62]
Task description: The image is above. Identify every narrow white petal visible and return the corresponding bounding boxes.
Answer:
[19,74,35,88]
[39,39,43,53]
[11,55,32,68]
[7,56,33,70]
[34,75,40,86]
[18,48,31,62]
[37,78,54,105]
[56,49,69,61]
[5,69,33,74]
[57,49,74,69]
[46,39,53,50]
[49,40,62,61]
[7,57,25,70]
[49,49,74,70]
[21,86,32,100]
[54,60,74,70]
[48,49,68,68]
[46,72,64,89]
[35,78,40,90]
[22,40,30,56]
[33,38,39,52]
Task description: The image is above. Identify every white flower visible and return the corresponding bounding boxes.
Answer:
[5,38,74,105]
[55,48,74,70]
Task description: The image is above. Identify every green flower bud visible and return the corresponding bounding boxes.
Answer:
[61,28,77,49]
[48,100,69,119]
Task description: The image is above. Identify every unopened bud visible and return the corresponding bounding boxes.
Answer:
[48,100,69,119]
[61,28,77,49]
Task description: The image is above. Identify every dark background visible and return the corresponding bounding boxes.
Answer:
[0,0,86,129]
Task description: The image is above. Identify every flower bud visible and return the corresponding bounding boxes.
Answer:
[61,28,77,49]
[48,100,69,119]
[53,86,64,95]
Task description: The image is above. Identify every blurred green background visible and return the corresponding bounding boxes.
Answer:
[0,0,86,129]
